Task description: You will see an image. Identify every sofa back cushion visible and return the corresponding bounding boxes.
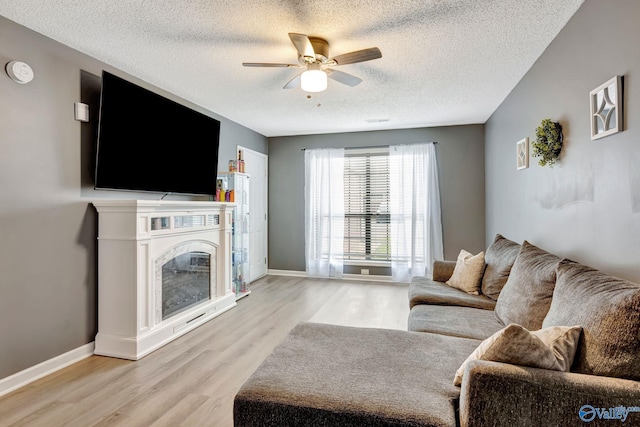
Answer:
[494,241,560,330]
[481,234,521,300]
[543,259,640,381]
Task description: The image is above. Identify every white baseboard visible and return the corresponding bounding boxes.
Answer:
[343,273,395,283]
[267,269,395,283]
[267,269,307,277]
[0,342,95,398]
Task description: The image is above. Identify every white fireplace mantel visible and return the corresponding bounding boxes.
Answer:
[92,200,237,360]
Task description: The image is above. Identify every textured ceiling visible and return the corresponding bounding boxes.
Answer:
[0,0,584,137]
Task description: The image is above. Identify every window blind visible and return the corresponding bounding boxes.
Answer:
[343,148,391,262]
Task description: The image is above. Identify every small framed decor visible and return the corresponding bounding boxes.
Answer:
[590,75,622,140]
[516,138,529,170]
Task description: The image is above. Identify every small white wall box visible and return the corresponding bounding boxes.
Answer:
[74,102,90,122]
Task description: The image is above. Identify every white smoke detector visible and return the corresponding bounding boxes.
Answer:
[6,61,34,84]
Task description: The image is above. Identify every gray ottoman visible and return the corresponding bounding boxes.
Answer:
[234,322,480,426]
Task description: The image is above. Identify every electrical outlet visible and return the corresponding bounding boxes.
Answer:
[361,268,370,275]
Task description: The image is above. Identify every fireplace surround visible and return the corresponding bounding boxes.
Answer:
[92,200,236,360]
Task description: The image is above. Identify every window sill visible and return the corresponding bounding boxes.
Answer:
[343,260,391,268]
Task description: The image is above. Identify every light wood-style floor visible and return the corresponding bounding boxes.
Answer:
[0,275,410,427]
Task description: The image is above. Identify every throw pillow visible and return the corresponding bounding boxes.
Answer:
[481,234,521,300]
[494,241,560,330]
[543,259,640,381]
[453,323,582,386]
[446,249,485,295]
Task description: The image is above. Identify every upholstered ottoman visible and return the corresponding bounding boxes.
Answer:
[234,322,480,427]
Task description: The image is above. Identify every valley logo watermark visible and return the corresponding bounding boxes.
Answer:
[579,405,640,423]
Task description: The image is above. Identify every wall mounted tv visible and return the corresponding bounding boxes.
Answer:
[95,71,220,196]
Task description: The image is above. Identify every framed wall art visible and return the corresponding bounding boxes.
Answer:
[590,75,622,140]
[516,137,529,170]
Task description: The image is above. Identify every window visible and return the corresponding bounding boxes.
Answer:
[305,143,442,280]
[343,147,391,263]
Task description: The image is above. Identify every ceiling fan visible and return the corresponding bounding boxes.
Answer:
[243,33,382,93]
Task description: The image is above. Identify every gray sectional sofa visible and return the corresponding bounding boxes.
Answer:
[234,234,640,426]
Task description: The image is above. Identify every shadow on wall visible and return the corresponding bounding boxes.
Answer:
[76,204,98,341]
[631,152,640,214]
[77,70,102,342]
[80,70,101,196]
[79,70,101,340]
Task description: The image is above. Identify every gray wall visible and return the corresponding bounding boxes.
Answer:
[0,15,267,379]
[268,126,485,273]
[485,0,640,282]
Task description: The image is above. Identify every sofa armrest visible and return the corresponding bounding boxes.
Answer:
[432,260,456,282]
[459,360,640,427]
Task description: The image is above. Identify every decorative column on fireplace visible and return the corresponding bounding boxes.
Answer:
[92,200,236,360]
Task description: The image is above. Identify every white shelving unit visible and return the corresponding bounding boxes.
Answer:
[217,172,250,300]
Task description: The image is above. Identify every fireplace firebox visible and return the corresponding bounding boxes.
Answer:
[159,244,216,320]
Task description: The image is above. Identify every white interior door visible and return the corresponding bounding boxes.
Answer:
[239,146,268,281]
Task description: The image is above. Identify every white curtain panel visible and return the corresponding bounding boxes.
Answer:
[389,142,444,282]
[304,148,345,278]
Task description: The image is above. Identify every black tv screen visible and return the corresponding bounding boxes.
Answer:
[95,71,220,196]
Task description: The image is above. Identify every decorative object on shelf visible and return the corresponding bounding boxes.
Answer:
[532,119,563,167]
[5,60,34,84]
[516,138,529,170]
[238,149,245,173]
[590,75,622,140]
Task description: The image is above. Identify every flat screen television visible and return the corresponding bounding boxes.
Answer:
[95,71,220,196]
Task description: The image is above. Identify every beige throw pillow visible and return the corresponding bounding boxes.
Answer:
[446,249,485,295]
[453,323,582,386]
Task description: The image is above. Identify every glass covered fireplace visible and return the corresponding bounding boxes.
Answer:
[93,200,236,361]
[155,242,217,322]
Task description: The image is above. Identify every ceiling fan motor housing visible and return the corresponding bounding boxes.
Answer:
[307,37,329,62]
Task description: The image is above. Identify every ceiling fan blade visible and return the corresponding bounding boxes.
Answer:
[242,62,299,67]
[289,33,315,59]
[329,47,382,65]
[326,68,362,87]
[283,73,302,89]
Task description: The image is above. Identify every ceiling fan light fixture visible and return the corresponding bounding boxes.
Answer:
[301,64,327,93]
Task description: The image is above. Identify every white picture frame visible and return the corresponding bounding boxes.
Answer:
[590,75,622,140]
[516,138,529,170]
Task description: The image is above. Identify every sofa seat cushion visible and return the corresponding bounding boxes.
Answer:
[494,241,561,330]
[408,304,504,340]
[409,277,496,310]
[234,322,480,427]
[543,259,640,381]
